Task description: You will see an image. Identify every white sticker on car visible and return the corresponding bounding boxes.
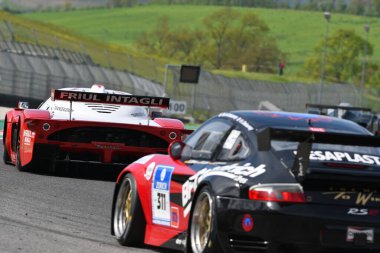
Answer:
[23,130,34,145]
[152,165,174,226]
[223,130,241,150]
[145,162,156,180]
[218,112,254,131]
[133,154,154,165]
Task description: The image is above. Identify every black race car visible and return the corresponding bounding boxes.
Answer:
[306,103,379,134]
[111,110,380,253]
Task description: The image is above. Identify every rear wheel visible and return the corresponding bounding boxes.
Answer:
[2,145,11,165]
[2,118,11,165]
[15,134,29,172]
[188,186,222,253]
[113,173,146,246]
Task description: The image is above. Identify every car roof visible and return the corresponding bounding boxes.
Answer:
[227,110,371,135]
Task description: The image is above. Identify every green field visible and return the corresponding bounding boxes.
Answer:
[21,5,380,75]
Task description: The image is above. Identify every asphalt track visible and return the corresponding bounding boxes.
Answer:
[0,142,171,253]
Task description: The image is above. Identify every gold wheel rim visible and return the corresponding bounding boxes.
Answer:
[191,191,213,253]
[114,178,133,238]
[124,190,132,223]
[199,199,211,247]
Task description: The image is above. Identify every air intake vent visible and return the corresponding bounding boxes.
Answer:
[84,103,120,114]
[229,235,268,253]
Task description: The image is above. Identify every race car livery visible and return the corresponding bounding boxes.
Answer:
[2,84,191,172]
[111,110,380,253]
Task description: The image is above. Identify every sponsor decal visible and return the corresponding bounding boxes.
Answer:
[24,130,33,137]
[309,127,325,132]
[242,214,254,232]
[53,90,169,108]
[94,144,121,150]
[171,207,179,228]
[175,238,187,247]
[347,227,374,243]
[54,106,73,113]
[23,130,35,145]
[295,150,380,166]
[152,165,174,226]
[218,112,254,131]
[324,190,380,206]
[348,208,379,216]
[182,163,266,217]
[185,160,226,165]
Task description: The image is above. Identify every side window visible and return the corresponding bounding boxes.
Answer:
[216,129,250,161]
[184,119,232,160]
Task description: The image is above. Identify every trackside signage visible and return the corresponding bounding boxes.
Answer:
[51,90,170,108]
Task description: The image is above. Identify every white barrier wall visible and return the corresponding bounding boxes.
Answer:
[0,107,9,120]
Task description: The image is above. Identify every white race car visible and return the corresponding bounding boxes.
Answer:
[3,84,191,172]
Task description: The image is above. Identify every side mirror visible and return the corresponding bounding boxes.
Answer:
[169,141,185,160]
[151,111,162,119]
[17,101,29,109]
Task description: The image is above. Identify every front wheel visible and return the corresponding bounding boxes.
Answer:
[113,173,146,246]
[188,186,222,253]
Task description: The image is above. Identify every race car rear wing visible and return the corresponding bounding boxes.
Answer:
[257,127,380,179]
[51,89,170,108]
[305,103,372,112]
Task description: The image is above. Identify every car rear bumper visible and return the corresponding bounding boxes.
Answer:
[33,142,167,165]
[215,196,380,253]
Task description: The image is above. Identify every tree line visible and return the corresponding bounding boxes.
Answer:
[136,7,379,88]
[136,8,283,72]
[108,0,380,17]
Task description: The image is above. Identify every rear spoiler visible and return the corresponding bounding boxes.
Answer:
[305,103,372,112]
[257,127,380,179]
[51,89,170,108]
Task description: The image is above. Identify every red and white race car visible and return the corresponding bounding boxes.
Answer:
[2,84,191,172]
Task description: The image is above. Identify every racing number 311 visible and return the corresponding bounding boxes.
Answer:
[157,192,167,210]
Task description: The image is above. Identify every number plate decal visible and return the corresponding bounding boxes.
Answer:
[152,165,174,226]
[346,227,374,243]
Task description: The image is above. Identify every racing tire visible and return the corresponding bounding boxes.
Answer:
[2,146,11,165]
[113,173,146,246]
[2,118,12,165]
[15,135,28,172]
[188,186,223,253]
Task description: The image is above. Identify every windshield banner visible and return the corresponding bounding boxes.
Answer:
[51,89,170,108]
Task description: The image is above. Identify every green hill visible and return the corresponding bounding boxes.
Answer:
[21,5,380,76]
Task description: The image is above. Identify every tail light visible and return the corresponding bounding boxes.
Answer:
[249,183,306,203]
